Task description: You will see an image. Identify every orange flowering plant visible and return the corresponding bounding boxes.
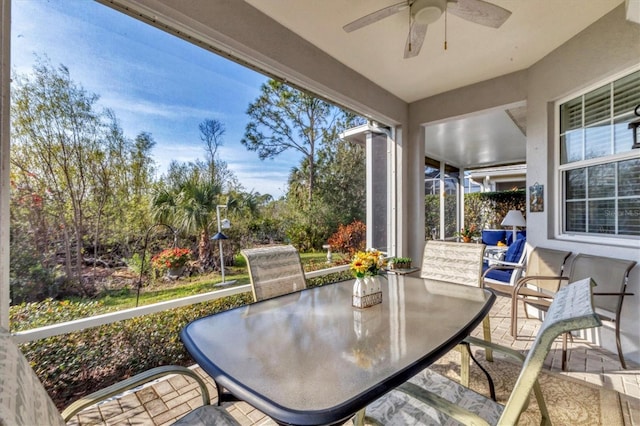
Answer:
[350,249,386,278]
[151,247,192,269]
[455,224,480,239]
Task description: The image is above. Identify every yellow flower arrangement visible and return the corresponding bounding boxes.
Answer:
[350,249,385,278]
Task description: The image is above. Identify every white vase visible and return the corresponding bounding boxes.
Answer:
[365,275,381,293]
[353,277,365,297]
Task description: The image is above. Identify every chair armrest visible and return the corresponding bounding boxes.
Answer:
[61,365,211,421]
[482,258,523,268]
[593,292,634,296]
[394,382,491,426]
[482,262,525,279]
[463,336,526,363]
[513,275,570,296]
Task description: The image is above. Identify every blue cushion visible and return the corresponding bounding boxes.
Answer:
[483,262,514,282]
[481,230,506,246]
[506,230,526,246]
[504,237,526,263]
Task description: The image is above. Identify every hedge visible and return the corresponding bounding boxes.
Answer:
[12,293,253,409]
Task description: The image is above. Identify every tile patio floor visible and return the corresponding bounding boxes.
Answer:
[67,294,640,425]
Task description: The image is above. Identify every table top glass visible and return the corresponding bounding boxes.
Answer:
[181,275,495,425]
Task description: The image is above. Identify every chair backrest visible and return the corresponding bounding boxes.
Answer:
[241,245,307,302]
[499,277,601,424]
[506,230,526,246]
[0,327,66,426]
[502,237,526,264]
[420,240,486,287]
[521,247,572,292]
[568,254,637,313]
[482,238,528,286]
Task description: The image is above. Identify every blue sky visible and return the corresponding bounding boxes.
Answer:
[11,0,299,198]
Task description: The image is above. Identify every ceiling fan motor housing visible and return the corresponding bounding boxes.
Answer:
[412,0,447,24]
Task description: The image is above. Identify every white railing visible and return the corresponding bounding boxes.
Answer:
[11,265,351,344]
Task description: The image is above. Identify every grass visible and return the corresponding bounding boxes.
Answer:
[95,251,345,311]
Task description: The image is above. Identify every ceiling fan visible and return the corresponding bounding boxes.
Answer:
[343,0,511,59]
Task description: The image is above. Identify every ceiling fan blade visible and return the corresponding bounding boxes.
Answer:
[343,1,409,33]
[404,22,428,58]
[447,0,511,28]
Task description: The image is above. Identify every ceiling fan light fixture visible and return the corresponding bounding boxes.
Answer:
[412,0,446,25]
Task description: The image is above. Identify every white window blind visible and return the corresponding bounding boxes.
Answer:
[559,70,640,238]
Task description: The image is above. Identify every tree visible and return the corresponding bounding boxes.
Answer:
[242,80,342,204]
[11,58,157,296]
[12,58,105,286]
[283,112,366,249]
[151,118,237,271]
[199,119,225,182]
[152,165,223,271]
[313,113,366,228]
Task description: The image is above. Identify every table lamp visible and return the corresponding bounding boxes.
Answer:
[501,210,526,242]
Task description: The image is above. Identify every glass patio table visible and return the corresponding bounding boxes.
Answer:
[180,275,495,426]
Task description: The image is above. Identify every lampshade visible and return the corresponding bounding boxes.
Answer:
[211,232,228,240]
[501,210,526,227]
[502,210,526,243]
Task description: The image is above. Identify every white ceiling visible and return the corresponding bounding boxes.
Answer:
[245,0,622,102]
[424,104,526,168]
[244,0,624,168]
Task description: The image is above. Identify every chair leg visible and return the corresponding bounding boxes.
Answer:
[459,345,470,387]
[615,320,627,370]
[482,317,493,362]
[521,299,531,319]
[461,342,496,401]
[510,295,519,338]
[562,332,568,371]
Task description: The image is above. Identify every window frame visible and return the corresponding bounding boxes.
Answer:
[555,65,640,246]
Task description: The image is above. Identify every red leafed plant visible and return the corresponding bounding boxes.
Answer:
[151,247,192,269]
[327,220,366,257]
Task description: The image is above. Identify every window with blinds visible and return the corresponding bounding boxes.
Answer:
[559,70,640,237]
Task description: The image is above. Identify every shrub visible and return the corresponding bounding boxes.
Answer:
[327,220,366,257]
[151,247,192,269]
[124,252,150,276]
[13,293,253,409]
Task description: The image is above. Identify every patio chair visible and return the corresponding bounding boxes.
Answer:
[420,240,492,384]
[522,253,637,370]
[482,236,528,291]
[241,244,307,302]
[0,327,239,426]
[364,277,601,426]
[485,246,571,338]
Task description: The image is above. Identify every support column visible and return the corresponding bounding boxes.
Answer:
[0,0,11,328]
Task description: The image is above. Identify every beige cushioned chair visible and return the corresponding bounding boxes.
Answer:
[0,327,238,425]
[522,253,637,370]
[419,240,492,385]
[484,246,571,338]
[241,244,307,302]
[364,277,601,426]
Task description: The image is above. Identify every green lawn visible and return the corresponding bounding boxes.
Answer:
[99,251,345,310]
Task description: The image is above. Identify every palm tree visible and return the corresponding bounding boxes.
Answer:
[152,172,223,271]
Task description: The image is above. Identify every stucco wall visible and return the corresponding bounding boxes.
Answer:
[526,4,640,364]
